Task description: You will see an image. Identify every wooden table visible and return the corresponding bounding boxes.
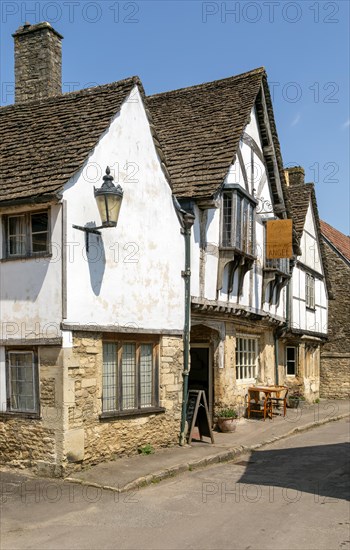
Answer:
[248,386,288,419]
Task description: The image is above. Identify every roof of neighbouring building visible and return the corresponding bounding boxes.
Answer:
[320,220,350,263]
[0,77,140,204]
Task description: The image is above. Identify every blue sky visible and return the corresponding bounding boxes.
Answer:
[1,0,349,234]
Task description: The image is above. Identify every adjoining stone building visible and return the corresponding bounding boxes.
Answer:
[320,221,350,399]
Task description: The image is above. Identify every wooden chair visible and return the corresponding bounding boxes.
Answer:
[270,387,288,417]
[247,389,272,421]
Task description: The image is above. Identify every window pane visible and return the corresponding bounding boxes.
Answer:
[140,344,153,408]
[242,200,248,253]
[223,193,232,246]
[102,343,117,412]
[121,344,136,410]
[31,212,48,253]
[235,195,242,248]
[32,232,48,253]
[8,352,36,412]
[236,337,258,380]
[286,347,296,375]
[31,212,48,233]
[8,216,26,255]
[248,204,254,254]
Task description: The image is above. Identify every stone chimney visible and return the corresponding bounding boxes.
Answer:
[12,22,63,103]
[284,166,305,187]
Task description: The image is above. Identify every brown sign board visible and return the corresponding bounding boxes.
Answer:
[266,219,293,259]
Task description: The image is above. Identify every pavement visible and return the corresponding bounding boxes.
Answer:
[64,399,350,493]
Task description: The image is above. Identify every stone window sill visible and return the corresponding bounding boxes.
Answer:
[0,253,52,263]
[0,411,41,420]
[100,406,165,420]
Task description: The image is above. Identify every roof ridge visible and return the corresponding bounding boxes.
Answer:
[147,67,265,99]
[0,76,141,111]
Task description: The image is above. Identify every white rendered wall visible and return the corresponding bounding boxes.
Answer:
[291,202,327,334]
[63,86,184,331]
[300,204,323,275]
[204,207,220,300]
[190,203,201,299]
[0,205,62,340]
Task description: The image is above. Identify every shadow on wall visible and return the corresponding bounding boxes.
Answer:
[86,231,106,296]
[238,441,350,502]
[0,257,51,302]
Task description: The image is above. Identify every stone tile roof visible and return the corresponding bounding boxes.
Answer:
[0,77,140,204]
[287,183,333,297]
[147,68,265,199]
[147,68,300,255]
[320,220,350,263]
[286,185,312,241]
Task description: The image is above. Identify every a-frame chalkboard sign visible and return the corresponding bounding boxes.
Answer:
[186,389,214,444]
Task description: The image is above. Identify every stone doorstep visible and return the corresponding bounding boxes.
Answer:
[64,412,350,494]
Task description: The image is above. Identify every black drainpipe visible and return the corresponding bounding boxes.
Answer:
[274,261,292,385]
[177,205,195,446]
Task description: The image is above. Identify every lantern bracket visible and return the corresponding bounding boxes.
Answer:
[72,225,102,252]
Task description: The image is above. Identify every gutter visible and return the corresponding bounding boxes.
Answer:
[0,192,62,209]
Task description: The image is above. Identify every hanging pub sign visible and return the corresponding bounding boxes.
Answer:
[266,219,293,259]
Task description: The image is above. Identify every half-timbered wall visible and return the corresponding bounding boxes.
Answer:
[191,104,286,321]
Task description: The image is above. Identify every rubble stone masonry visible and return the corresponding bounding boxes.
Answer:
[13,22,62,103]
[63,333,183,473]
[320,243,350,399]
[0,346,64,476]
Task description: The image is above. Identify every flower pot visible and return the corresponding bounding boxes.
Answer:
[217,417,238,433]
[288,397,299,409]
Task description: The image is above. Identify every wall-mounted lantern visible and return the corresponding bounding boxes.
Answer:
[73,166,123,251]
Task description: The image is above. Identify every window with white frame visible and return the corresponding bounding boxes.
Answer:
[286,346,297,376]
[236,337,258,380]
[6,350,39,413]
[222,190,255,255]
[305,273,315,309]
[102,341,159,414]
[5,210,49,258]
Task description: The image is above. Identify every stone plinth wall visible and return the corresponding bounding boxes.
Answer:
[320,356,350,399]
[280,342,320,402]
[320,241,350,398]
[64,333,183,472]
[0,346,64,476]
[191,321,279,416]
[0,417,56,466]
[221,325,277,412]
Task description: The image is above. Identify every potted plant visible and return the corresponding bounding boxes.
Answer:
[288,390,301,408]
[216,408,239,432]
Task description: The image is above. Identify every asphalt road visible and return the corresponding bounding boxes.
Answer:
[1,419,349,550]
